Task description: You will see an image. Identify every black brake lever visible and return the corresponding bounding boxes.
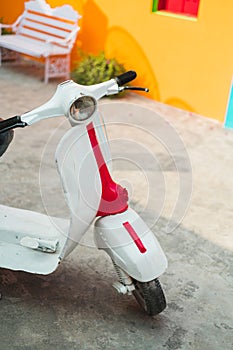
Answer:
[121,86,149,92]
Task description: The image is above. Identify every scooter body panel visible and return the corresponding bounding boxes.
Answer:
[0,205,68,274]
[0,114,108,273]
[94,208,168,282]
[55,120,103,258]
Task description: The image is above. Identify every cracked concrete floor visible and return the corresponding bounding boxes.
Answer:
[0,62,232,350]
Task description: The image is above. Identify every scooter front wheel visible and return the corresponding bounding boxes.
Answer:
[132,278,166,316]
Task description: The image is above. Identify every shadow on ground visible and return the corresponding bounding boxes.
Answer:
[0,216,232,350]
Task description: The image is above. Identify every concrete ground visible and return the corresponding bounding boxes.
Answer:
[0,62,232,350]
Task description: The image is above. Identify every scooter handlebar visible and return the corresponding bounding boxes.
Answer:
[0,72,139,131]
[115,70,137,86]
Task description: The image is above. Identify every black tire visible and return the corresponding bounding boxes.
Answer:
[132,278,166,316]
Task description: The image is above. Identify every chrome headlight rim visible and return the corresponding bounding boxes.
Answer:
[69,95,97,124]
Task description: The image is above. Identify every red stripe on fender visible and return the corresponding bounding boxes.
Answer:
[123,221,147,254]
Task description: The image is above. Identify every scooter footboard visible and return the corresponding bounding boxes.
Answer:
[94,208,167,282]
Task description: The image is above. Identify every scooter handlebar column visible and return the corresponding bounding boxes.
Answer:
[115,71,137,86]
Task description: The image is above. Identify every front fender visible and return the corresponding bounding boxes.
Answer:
[94,208,167,282]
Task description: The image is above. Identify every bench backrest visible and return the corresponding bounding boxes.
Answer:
[15,0,81,49]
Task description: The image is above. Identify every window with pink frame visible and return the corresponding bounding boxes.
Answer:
[152,0,200,17]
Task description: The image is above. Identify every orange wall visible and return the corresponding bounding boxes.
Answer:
[1,0,233,122]
[0,1,25,23]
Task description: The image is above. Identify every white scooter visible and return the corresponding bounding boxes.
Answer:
[0,71,167,316]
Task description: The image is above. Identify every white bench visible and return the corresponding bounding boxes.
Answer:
[0,0,81,83]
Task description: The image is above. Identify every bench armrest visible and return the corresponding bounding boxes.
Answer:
[46,27,80,49]
[0,15,23,35]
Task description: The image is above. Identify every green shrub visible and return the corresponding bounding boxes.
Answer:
[71,51,126,85]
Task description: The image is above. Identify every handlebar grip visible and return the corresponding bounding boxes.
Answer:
[115,70,137,86]
[0,116,27,134]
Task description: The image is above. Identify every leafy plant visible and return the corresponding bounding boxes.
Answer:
[72,51,126,86]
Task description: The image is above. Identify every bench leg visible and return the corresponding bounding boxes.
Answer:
[0,48,19,65]
[45,57,49,84]
[65,55,70,80]
[44,55,70,84]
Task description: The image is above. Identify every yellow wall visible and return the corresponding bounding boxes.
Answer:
[91,0,233,122]
[1,0,233,122]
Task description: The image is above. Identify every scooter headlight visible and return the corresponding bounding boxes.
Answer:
[69,95,97,123]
